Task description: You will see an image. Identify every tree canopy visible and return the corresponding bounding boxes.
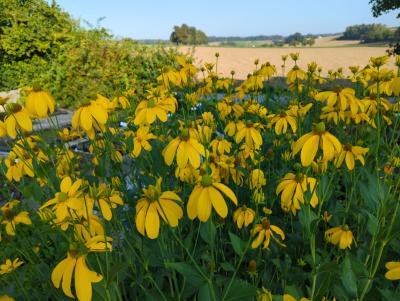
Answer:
[341,23,395,42]
[170,24,208,45]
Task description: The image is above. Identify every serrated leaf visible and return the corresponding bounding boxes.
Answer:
[166,262,207,287]
[200,219,216,246]
[224,279,256,301]
[341,255,358,298]
[220,262,235,272]
[228,232,245,256]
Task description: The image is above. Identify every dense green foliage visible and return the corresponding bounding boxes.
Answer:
[170,24,208,45]
[284,33,315,47]
[369,0,400,17]
[0,0,180,108]
[341,23,395,43]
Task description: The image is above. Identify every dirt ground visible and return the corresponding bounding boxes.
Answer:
[179,46,395,79]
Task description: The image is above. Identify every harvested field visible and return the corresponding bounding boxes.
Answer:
[179,46,395,79]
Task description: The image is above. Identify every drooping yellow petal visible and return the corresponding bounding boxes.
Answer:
[213,182,238,205]
[301,134,319,166]
[145,203,160,239]
[61,256,76,298]
[75,256,102,301]
[209,187,228,218]
[196,187,212,222]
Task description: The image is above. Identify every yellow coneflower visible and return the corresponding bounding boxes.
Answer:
[0,258,24,275]
[251,217,285,249]
[334,144,369,170]
[72,98,108,139]
[3,103,32,139]
[235,121,263,150]
[135,178,183,239]
[25,87,55,118]
[269,111,297,135]
[233,206,255,229]
[163,129,205,168]
[51,232,112,301]
[86,183,124,221]
[210,136,232,155]
[385,261,400,280]
[292,122,342,167]
[187,173,238,222]
[0,200,31,236]
[129,126,156,158]
[325,225,353,249]
[276,172,318,215]
[249,169,266,189]
[40,177,84,224]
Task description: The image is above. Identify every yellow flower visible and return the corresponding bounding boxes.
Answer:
[0,258,23,275]
[134,89,176,125]
[385,261,400,280]
[315,88,362,114]
[311,157,328,174]
[249,169,266,189]
[0,200,31,236]
[235,121,263,150]
[135,178,183,239]
[251,217,285,249]
[276,172,318,215]
[51,234,112,301]
[0,295,15,301]
[163,130,205,168]
[269,111,297,134]
[292,122,342,166]
[233,206,255,229]
[40,177,84,225]
[325,225,353,249]
[256,287,273,301]
[370,55,389,68]
[4,152,23,182]
[112,95,130,109]
[3,103,32,139]
[287,65,307,84]
[187,174,238,222]
[87,183,124,221]
[210,136,232,155]
[129,126,156,158]
[334,144,369,170]
[25,88,55,118]
[72,99,108,139]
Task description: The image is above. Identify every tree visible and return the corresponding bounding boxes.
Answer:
[369,0,400,54]
[369,0,400,17]
[341,23,394,43]
[170,24,208,45]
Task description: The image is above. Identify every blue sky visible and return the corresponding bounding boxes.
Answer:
[53,0,399,39]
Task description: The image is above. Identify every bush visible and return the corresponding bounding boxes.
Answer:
[0,0,180,108]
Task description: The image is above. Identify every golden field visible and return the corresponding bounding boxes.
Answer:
[179,45,395,78]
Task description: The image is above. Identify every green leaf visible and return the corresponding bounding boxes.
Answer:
[200,219,216,246]
[228,232,245,256]
[220,262,235,272]
[166,262,207,287]
[366,212,379,236]
[224,279,256,301]
[341,255,358,298]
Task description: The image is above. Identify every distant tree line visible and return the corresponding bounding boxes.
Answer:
[283,32,316,46]
[170,24,208,45]
[341,23,396,43]
[208,35,284,42]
